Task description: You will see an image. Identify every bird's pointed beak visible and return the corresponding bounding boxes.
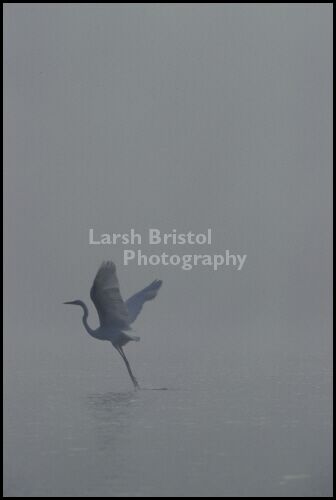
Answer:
[63,301,75,305]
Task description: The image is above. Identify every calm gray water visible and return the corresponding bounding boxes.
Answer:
[4,342,332,497]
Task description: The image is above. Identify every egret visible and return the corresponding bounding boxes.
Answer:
[64,261,162,389]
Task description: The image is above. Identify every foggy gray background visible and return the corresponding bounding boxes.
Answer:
[4,4,332,497]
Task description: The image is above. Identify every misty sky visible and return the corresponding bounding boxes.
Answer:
[4,5,332,359]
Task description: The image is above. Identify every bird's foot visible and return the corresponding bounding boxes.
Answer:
[133,379,140,390]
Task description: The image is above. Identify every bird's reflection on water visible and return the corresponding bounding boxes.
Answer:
[86,391,139,420]
[84,391,140,451]
[87,391,138,408]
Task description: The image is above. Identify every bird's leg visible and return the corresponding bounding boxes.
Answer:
[116,346,140,389]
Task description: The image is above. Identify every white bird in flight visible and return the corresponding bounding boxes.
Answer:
[64,261,162,389]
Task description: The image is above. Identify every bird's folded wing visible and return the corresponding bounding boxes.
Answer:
[90,261,131,329]
[126,280,162,324]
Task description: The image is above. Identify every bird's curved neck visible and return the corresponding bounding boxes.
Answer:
[78,301,95,336]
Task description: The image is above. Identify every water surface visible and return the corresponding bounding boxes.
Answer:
[4,346,332,497]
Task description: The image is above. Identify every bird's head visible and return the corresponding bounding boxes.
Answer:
[63,300,82,306]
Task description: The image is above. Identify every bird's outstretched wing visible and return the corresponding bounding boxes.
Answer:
[126,280,162,324]
[90,261,131,329]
